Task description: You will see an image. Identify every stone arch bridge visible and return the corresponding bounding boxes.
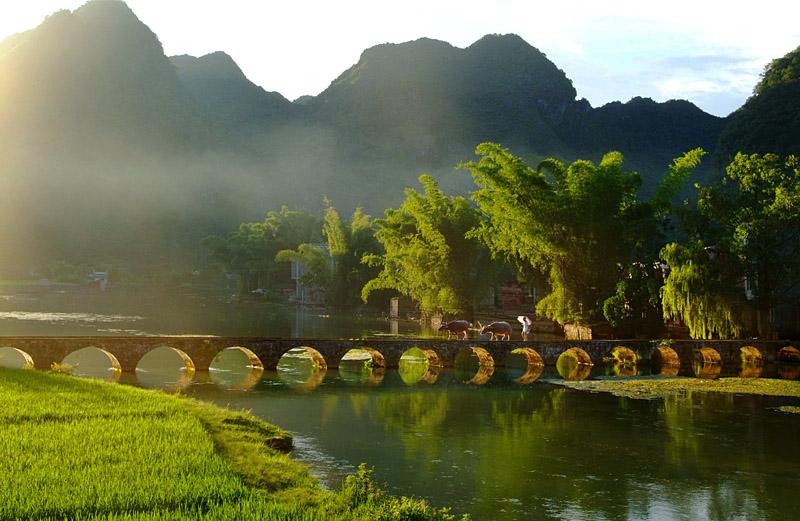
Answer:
[1,336,797,374]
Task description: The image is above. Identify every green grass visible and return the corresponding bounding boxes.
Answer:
[553,374,800,404]
[0,368,467,520]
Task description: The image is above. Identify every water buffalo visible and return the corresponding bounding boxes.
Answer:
[438,320,472,340]
[480,321,512,340]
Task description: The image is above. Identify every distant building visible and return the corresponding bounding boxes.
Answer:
[86,271,109,291]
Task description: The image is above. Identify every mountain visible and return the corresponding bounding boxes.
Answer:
[171,52,299,134]
[0,0,241,273]
[0,0,763,276]
[713,45,800,167]
[0,0,226,155]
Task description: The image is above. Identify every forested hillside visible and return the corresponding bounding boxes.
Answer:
[0,0,785,279]
[714,45,800,166]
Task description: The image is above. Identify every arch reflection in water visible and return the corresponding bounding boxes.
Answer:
[0,346,35,369]
[209,346,264,390]
[605,346,638,376]
[339,348,385,386]
[651,345,681,376]
[556,348,593,381]
[277,347,327,391]
[454,347,495,385]
[606,361,639,377]
[61,346,121,382]
[507,348,545,384]
[136,345,195,390]
[735,346,763,378]
[693,348,722,379]
[398,347,441,385]
[778,346,800,363]
[777,363,800,380]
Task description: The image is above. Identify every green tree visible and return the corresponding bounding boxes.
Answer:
[362,175,497,318]
[660,239,745,339]
[461,143,703,325]
[663,153,800,338]
[201,206,322,293]
[276,203,382,308]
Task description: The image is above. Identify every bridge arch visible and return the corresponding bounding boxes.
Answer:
[137,345,196,372]
[651,345,681,376]
[737,346,764,378]
[0,346,35,369]
[454,345,495,385]
[693,347,722,379]
[340,346,386,369]
[508,347,544,384]
[281,346,327,369]
[607,346,637,365]
[556,347,593,381]
[778,346,800,363]
[338,347,386,386]
[62,346,122,381]
[209,346,264,390]
[399,347,442,385]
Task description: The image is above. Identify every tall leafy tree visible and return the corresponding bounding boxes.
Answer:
[461,143,703,325]
[276,202,382,307]
[362,175,497,317]
[663,153,800,338]
[201,207,322,293]
[660,239,745,339]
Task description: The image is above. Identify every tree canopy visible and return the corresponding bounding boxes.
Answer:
[276,202,382,307]
[201,207,322,293]
[361,175,497,317]
[461,143,704,325]
[662,152,800,338]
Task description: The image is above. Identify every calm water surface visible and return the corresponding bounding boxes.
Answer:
[141,351,799,521]
[2,288,799,520]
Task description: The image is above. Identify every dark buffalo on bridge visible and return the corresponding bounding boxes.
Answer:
[438,320,472,340]
[480,321,512,340]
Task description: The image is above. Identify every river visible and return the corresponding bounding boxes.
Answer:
[1,287,799,520]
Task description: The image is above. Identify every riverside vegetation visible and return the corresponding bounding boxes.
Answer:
[0,367,467,520]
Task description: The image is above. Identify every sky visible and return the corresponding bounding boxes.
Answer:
[1,1,799,117]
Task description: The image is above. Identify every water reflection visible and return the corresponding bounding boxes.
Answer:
[339,350,386,386]
[738,361,764,379]
[135,346,195,391]
[398,348,441,385]
[556,350,593,381]
[208,347,264,390]
[175,367,800,521]
[778,363,800,380]
[506,350,545,384]
[693,360,722,379]
[277,349,328,391]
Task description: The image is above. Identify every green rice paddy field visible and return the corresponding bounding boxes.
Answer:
[0,368,464,521]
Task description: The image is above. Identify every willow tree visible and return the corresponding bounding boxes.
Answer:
[662,152,800,338]
[461,143,704,325]
[660,240,744,339]
[362,175,497,318]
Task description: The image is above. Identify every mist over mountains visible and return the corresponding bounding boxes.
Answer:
[0,0,795,275]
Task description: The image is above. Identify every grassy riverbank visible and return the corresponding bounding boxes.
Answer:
[0,368,466,520]
[553,374,800,407]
